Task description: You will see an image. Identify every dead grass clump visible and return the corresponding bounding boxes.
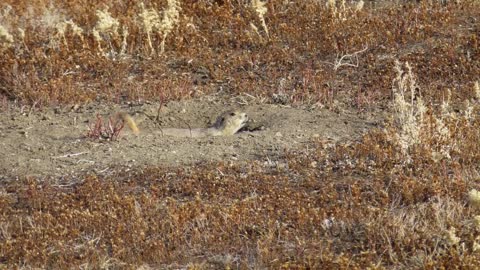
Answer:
[390,60,426,158]
[138,0,181,55]
[251,0,269,39]
[383,60,480,169]
[0,24,14,47]
[92,9,124,57]
[51,19,85,50]
[86,114,125,141]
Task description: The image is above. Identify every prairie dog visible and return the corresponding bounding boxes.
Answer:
[120,110,248,138]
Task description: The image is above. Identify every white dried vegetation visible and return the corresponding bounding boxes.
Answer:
[0,5,14,48]
[468,190,480,252]
[0,6,30,51]
[37,7,85,50]
[469,189,480,209]
[93,9,128,57]
[139,0,181,55]
[474,81,480,100]
[390,60,426,158]
[326,0,363,21]
[0,24,13,47]
[355,0,365,12]
[445,227,461,246]
[54,20,84,49]
[17,27,27,49]
[39,6,64,29]
[326,0,346,20]
[389,61,479,163]
[251,0,269,39]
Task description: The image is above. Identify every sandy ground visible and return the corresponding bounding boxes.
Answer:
[0,96,381,179]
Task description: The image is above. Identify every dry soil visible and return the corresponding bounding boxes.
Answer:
[0,96,381,179]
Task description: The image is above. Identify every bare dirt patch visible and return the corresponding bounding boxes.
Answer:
[0,96,380,178]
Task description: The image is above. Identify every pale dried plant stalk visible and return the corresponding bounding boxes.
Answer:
[37,7,66,49]
[355,0,364,12]
[464,99,474,122]
[252,0,269,38]
[474,81,480,100]
[55,21,68,45]
[327,0,337,16]
[160,0,181,53]
[40,6,65,30]
[474,237,480,252]
[432,88,459,161]
[326,0,348,20]
[445,227,460,246]
[390,61,463,162]
[0,24,14,47]
[139,0,181,54]
[93,9,120,54]
[434,117,450,142]
[469,189,480,209]
[139,2,161,54]
[249,22,263,41]
[120,25,128,55]
[391,60,425,156]
[94,9,120,34]
[66,20,85,43]
[339,0,346,13]
[432,116,451,161]
[440,89,453,119]
[53,19,85,49]
[473,216,480,230]
[18,27,28,50]
[17,27,24,40]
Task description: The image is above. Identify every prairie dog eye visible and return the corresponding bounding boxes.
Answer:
[230,112,236,116]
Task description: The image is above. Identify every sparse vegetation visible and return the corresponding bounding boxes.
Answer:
[86,114,125,141]
[0,0,479,268]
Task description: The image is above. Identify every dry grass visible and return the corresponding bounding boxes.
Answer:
[86,114,125,141]
[0,0,477,107]
[1,104,480,267]
[1,0,480,268]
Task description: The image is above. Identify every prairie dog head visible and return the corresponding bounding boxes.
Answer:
[213,110,248,135]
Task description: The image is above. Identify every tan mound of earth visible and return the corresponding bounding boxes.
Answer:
[0,97,381,178]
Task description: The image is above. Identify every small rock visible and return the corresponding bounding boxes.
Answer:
[71,104,80,112]
[275,132,282,137]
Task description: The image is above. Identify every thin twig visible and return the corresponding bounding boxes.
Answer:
[53,152,88,159]
[322,46,368,71]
